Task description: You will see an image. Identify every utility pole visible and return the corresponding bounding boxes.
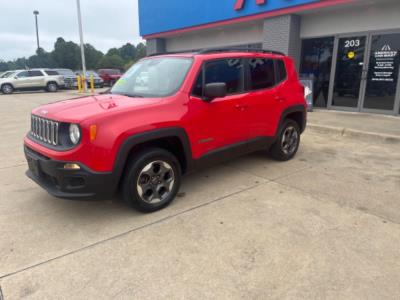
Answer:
[76,0,87,92]
[33,10,40,51]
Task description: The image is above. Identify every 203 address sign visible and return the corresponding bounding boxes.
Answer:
[345,39,361,48]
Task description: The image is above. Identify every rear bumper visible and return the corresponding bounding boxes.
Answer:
[24,146,114,199]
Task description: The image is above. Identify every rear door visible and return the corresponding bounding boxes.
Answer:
[187,58,249,158]
[241,57,281,137]
[29,70,45,87]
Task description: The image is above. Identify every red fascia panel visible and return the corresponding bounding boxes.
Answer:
[143,0,355,39]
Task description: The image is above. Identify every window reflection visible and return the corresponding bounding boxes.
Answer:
[300,37,334,108]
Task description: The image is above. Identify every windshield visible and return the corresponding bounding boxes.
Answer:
[55,69,74,76]
[111,57,193,98]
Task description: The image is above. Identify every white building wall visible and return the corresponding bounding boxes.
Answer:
[165,22,263,52]
[301,1,400,38]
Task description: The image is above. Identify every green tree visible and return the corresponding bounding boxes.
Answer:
[0,60,8,72]
[119,43,136,61]
[106,48,120,57]
[52,37,81,70]
[27,48,56,68]
[84,44,103,69]
[97,54,125,70]
[135,43,147,60]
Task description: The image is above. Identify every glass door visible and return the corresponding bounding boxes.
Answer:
[362,32,400,113]
[330,35,368,110]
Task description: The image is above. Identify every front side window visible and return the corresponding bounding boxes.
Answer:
[17,71,29,78]
[111,57,193,97]
[248,58,275,90]
[204,59,244,94]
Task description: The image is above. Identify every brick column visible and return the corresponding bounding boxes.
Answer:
[146,38,166,55]
[262,15,301,70]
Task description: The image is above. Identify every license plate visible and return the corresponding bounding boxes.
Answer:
[27,156,40,177]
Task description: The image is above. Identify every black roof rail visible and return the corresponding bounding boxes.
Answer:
[198,48,286,56]
[147,50,197,57]
[146,48,286,57]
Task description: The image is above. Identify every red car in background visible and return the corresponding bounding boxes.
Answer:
[97,69,122,86]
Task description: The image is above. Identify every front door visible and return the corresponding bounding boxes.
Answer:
[187,58,248,159]
[330,35,368,110]
[361,32,400,113]
[328,32,400,114]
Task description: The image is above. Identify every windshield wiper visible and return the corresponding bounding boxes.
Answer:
[120,93,144,98]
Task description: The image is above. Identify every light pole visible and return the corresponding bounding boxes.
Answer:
[33,10,40,51]
[76,0,87,92]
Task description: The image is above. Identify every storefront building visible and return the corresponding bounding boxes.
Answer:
[139,0,400,115]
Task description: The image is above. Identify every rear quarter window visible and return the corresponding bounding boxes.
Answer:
[45,70,59,76]
[275,59,287,84]
[248,58,275,90]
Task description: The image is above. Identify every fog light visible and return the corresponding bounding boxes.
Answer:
[64,163,81,170]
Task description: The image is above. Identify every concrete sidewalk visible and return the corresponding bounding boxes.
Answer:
[307,110,400,143]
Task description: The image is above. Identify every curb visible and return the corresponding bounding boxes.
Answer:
[308,123,400,144]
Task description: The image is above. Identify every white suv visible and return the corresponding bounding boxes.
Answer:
[0,69,65,94]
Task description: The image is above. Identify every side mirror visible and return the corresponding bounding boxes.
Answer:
[203,83,227,102]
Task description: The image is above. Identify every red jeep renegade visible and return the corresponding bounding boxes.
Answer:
[24,49,307,212]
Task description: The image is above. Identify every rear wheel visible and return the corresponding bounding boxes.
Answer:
[1,84,14,94]
[46,82,58,92]
[269,119,300,161]
[122,148,181,212]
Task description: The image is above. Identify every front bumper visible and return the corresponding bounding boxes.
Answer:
[24,146,114,199]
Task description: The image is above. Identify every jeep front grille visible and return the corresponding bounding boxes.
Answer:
[31,115,59,146]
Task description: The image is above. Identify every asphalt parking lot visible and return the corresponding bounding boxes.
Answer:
[1,91,400,299]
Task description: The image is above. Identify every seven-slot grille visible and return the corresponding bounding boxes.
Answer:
[31,115,59,146]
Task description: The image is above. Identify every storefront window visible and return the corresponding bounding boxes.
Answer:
[300,37,334,108]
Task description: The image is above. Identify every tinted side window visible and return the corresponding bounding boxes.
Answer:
[205,59,243,94]
[17,71,29,78]
[45,70,58,76]
[248,58,275,90]
[276,60,287,83]
[29,70,44,77]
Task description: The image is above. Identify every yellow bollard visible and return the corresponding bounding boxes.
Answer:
[77,75,82,92]
[90,75,95,93]
[81,76,86,92]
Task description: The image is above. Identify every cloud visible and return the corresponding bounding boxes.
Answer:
[0,0,143,61]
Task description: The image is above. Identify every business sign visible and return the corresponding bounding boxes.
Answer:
[139,0,321,37]
[371,44,398,83]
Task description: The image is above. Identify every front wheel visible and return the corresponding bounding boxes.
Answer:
[269,119,301,161]
[1,84,14,94]
[122,148,181,212]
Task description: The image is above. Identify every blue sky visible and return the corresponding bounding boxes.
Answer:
[0,0,143,61]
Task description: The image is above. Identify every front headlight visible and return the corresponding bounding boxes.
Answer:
[69,124,81,145]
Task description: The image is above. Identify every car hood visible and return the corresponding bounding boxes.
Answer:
[32,94,163,123]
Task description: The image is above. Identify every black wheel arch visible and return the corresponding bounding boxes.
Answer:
[112,127,193,191]
[277,105,307,135]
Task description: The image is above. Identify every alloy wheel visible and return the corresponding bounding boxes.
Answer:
[281,126,299,155]
[136,160,175,204]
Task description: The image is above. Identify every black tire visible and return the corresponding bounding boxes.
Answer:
[269,119,301,161]
[122,148,181,212]
[1,84,14,94]
[46,82,58,92]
